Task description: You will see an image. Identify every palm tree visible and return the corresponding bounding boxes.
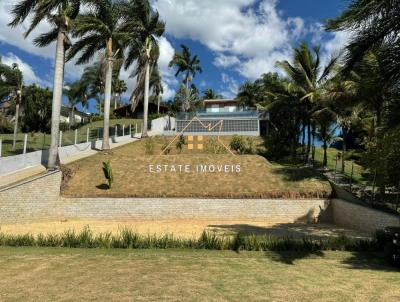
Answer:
[67,0,125,150]
[120,0,165,137]
[149,66,163,114]
[277,42,338,160]
[236,82,260,107]
[313,108,337,167]
[9,0,82,169]
[169,45,202,90]
[326,0,400,82]
[63,81,87,128]
[0,60,23,150]
[112,79,127,109]
[203,89,222,100]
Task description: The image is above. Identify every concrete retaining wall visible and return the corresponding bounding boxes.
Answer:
[0,135,133,177]
[331,198,400,234]
[1,171,399,234]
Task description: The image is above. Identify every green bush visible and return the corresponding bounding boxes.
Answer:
[204,138,227,154]
[0,227,380,254]
[175,135,185,153]
[102,161,114,189]
[230,135,246,154]
[160,137,172,155]
[0,116,13,133]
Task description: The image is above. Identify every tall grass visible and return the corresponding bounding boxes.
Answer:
[0,226,380,252]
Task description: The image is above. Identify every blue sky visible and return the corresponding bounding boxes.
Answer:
[0,0,350,113]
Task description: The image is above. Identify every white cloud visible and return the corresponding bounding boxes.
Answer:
[220,73,239,98]
[213,54,241,68]
[1,52,51,87]
[157,37,176,100]
[154,0,307,79]
[0,1,55,59]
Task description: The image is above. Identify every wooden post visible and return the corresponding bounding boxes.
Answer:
[86,128,90,143]
[59,131,63,147]
[97,128,100,140]
[122,124,125,137]
[115,125,118,137]
[0,139,2,157]
[23,134,28,154]
[334,155,338,183]
[135,123,138,135]
[349,161,354,191]
[74,129,78,144]
[129,124,132,136]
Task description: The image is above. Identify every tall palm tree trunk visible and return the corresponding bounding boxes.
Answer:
[142,61,150,137]
[323,141,328,167]
[12,98,20,150]
[48,29,66,169]
[102,57,113,150]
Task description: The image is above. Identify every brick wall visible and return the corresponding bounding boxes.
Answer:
[0,171,331,224]
[331,199,400,234]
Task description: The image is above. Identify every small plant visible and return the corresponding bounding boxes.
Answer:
[230,135,246,154]
[175,135,185,153]
[144,137,155,155]
[102,160,114,189]
[204,138,227,154]
[161,138,171,155]
[246,137,254,154]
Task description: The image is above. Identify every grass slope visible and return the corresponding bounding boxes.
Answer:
[63,137,331,198]
[0,248,398,301]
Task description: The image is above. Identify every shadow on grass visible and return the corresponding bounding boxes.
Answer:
[342,252,400,272]
[96,184,109,190]
[272,166,327,182]
[207,223,369,240]
[267,250,325,265]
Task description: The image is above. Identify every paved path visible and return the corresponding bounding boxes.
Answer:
[0,137,140,189]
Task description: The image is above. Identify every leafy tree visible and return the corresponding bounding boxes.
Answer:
[120,0,165,137]
[0,59,23,149]
[20,85,52,134]
[9,0,82,168]
[169,45,202,90]
[67,0,125,150]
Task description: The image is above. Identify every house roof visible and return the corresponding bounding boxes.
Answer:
[203,99,238,105]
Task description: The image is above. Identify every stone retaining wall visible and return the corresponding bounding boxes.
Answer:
[1,171,398,234]
[0,171,330,224]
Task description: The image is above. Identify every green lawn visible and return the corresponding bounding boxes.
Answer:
[63,136,331,198]
[0,118,142,157]
[0,247,398,301]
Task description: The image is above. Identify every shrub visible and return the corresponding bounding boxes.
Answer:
[204,138,227,154]
[246,137,255,154]
[230,135,246,154]
[144,138,155,155]
[0,227,382,255]
[161,140,171,155]
[175,135,185,153]
[102,161,114,189]
[0,116,13,133]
